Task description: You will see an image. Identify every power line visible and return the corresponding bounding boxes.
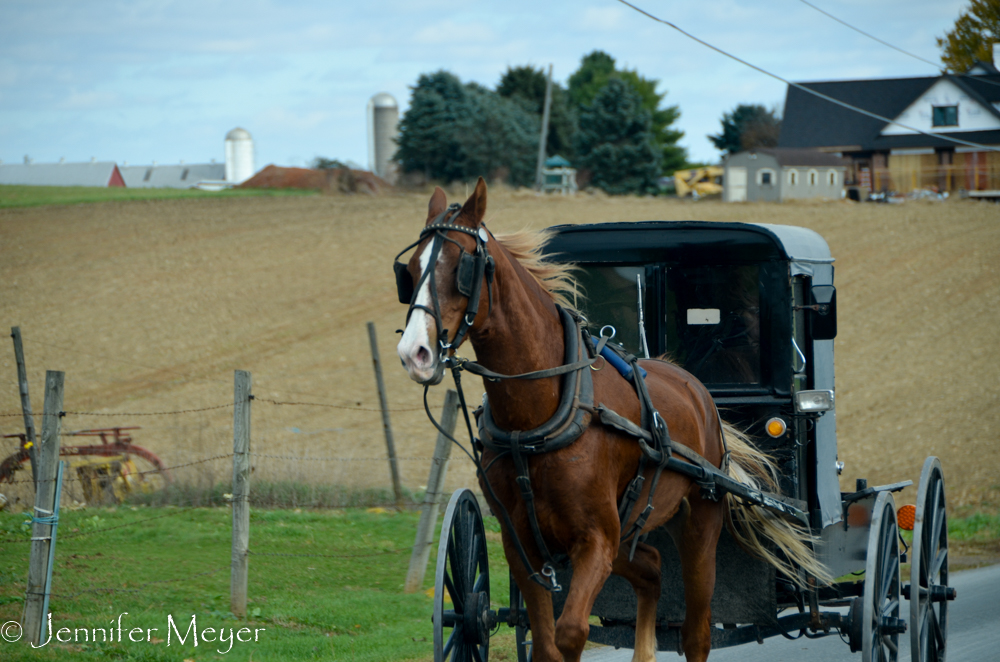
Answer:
[797,0,1000,89]
[797,0,942,71]
[615,0,1000,153]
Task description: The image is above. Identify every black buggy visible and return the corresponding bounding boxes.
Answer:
[432,221,953,662]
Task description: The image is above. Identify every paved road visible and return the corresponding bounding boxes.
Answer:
[582,564,1000,661]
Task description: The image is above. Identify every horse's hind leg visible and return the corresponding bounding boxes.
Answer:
[611,541,661,662]
[677,495,724,662]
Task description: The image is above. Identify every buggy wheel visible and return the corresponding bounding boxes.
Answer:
[910,457,950,662]
[509,572,532,662]
[863,491,904,662]
[434,489,491,662]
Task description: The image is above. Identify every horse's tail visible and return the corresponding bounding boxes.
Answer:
[720,421,834,587]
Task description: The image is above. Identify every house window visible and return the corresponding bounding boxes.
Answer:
[827,170,837,186]
[932,106,958,127]
[788,169,798,185]
[181,168,190,181]
[808,169,818,186]
[758,168,776,185]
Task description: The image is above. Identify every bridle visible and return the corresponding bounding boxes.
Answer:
[393,203,495,379]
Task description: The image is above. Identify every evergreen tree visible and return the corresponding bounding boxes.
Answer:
[396,70,539,185]
[395,71,472,182]
[575,78,661,195]
[938,0,1000,72]
[497,65,577,159]
[708,104,782,155]
[458,83,540,186]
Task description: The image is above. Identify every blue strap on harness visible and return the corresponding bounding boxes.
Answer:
[599,344,647,381]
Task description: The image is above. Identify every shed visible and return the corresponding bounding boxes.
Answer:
[0,162,125,187]
[723,149,848,202]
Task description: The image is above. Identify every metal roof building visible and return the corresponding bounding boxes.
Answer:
[120,163,226,189]
[0,162,125,187]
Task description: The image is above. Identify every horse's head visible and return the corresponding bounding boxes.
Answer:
[396,177,493,385]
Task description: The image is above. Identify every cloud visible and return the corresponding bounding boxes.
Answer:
[573,6,626,32]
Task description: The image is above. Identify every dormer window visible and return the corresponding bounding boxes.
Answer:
[932,105,958,127]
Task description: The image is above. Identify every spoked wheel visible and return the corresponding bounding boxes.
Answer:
[434,489,491,662]
[509,573,532,662]
[863,491,906,662]
[910,457,951,662]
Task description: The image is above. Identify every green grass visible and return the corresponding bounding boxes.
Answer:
[0,185,317,209]
[0,506,516,662]
[948,510,1000,543]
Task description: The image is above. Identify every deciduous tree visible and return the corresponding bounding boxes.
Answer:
[708,104,782,154]
[937,0,1000,73]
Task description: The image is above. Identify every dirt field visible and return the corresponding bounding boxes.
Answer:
[1,189,998,511]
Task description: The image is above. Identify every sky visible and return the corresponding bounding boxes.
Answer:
[0,0,972,172]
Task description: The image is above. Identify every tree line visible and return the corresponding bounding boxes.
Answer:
[394,51,686,194]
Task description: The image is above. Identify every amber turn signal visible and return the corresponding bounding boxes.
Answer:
[765,417,787,438]
[897,504,916,531]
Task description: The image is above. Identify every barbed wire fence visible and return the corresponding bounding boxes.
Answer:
[1,324,471,643]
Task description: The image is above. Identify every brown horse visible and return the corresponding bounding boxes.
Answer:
[397,179,827,662]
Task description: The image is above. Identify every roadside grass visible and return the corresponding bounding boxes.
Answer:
[0,185,316,209]
[0,506,517,662]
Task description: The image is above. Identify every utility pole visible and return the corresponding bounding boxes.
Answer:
[534,64,554,191]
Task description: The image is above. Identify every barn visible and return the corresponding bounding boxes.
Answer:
[0,161,126,187]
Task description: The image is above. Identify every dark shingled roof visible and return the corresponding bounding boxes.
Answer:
[778,74,1000,152]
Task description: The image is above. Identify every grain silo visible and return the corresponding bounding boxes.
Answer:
[225,127,255,184]
[367,93,399,182]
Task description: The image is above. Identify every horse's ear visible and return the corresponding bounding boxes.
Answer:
[460,177,487,227]
[427,186,448,223]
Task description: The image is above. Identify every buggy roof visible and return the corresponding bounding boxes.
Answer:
[543,221,833,275]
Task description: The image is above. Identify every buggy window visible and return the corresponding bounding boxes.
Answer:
[664,265,761,385]
[575,265,649,356]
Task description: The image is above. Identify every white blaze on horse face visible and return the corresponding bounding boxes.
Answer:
[397,244,439,382]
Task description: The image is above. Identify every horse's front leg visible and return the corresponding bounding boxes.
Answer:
[611,541,661,662]
[507,546,562,662]
[554,533,617,661]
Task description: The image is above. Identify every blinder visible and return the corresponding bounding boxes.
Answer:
[394,250,483,305]
[393,203,495,362]
[394,261,414,304]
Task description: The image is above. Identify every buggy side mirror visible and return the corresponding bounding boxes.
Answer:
[809,285,837,340]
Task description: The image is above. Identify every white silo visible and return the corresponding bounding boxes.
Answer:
[225,127,255,184]
[367,93,399,181]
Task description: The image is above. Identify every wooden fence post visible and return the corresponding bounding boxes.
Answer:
[367,322,404,509]
[22,371,64,646]
[404,389,458,593]
[11,327,39,489]
[231,370,251,618]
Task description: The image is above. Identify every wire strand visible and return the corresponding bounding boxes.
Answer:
[616,0,1000,153]
[797,0,1000,89]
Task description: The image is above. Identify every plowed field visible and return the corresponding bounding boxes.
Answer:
[1,189,998,511]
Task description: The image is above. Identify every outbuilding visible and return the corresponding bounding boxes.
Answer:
[0,161,125,187]
[723,149,848,202]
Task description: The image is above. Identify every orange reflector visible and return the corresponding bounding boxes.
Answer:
[765,418,787,438]
[897,504,916,531]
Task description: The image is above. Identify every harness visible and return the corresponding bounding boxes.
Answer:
[394,217,732,592]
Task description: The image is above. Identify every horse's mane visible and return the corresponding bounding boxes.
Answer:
[491,227,580,311]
